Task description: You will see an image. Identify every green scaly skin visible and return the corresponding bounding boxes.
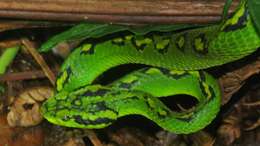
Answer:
[42,0,260,134]
[43,68,220,134]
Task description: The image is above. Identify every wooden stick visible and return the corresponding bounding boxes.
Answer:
[21,39,56,85]
[0,0,239,24]
[0,69,58,81]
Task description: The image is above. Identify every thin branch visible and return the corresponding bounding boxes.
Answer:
[0,0,239,24]
[0,69,58,82]
[21,39,56,85]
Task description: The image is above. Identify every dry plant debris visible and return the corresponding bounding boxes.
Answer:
[7,86,53,127]
[0,114,44,146]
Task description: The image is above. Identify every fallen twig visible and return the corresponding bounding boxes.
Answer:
[0,0,239,24]
[242,101,260,107]
[22,38,56,85]
[84,130,103,146]
[0,69,58,82]
[244,118,260,131]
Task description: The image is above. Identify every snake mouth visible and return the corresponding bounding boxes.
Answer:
[159,94,199,113]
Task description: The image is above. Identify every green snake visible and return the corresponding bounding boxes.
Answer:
[41,0,260,134]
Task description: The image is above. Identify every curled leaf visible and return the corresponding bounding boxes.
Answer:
[7,86,53,127]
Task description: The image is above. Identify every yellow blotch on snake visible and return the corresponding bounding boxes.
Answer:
[135,38,153,47]
[56,71,69,91]
[156,39,170,50]
[194,37,205,52]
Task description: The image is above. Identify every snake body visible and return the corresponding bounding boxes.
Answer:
[42,0,260,134]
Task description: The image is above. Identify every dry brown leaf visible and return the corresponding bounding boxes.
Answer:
[7,86,53,127]
[217,116,241,145]
[0,114,44,146]
[63,138,85,146]
[188,131,215,146]
[22,38,56,85]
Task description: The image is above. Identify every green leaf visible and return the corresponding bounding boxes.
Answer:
[222,0,233,21]
[248,0,260,35]
[0,84,4,94]
[0,46,20,74]
[127,24,201,35]
[39,23,127,52]
[39,23,202,53]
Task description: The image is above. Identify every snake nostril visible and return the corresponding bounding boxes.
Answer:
[159,94,198,113]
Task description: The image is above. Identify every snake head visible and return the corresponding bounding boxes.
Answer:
[41,85,118,128]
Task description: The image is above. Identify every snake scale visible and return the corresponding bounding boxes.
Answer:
[41,0,260,134]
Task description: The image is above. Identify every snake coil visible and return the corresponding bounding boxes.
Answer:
[42,0,260,134]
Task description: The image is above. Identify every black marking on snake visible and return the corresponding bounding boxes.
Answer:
[54,93,72,106]
[118,80,138,89]
[128,96,140,101]
[71,96,83,107]
[53,106,68,117]
[140,68,151,73]
[157,42,170,54]
[96,89,110,96]
[144,92,171,118]
[223,9,249,32]
[119,83,132,89]
[110,91,122,97]
[198,71,214,100]
[199,71,206,82]
[88,101,118,115]
[207,86,216,101]
[169,72,190,80]
[192,33,208,54]
[142,95,170,119]
[73,115,114,125]
[144,99,154,112]
[118,96,140,105]
[42,103,50,112]
[143,95,149,100]
[199,80,208,98]
[55,102,67,111]
[158,68,171,75]
[83,89,110,97]
[154,37,170,54]
[93,101,108,111]
[65,66,72,82]
[176,34,186,53]
[159,68,189,80]
[57,66,72,90]
[131,37,148,52]
[71,85,92,94]
[62,115,71,121]
[111,37,125,46]
[80,44,95,55]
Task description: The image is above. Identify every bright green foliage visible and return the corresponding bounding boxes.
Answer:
[0,46,20,74]
[248,0,260,34]
[0,84,4,94]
